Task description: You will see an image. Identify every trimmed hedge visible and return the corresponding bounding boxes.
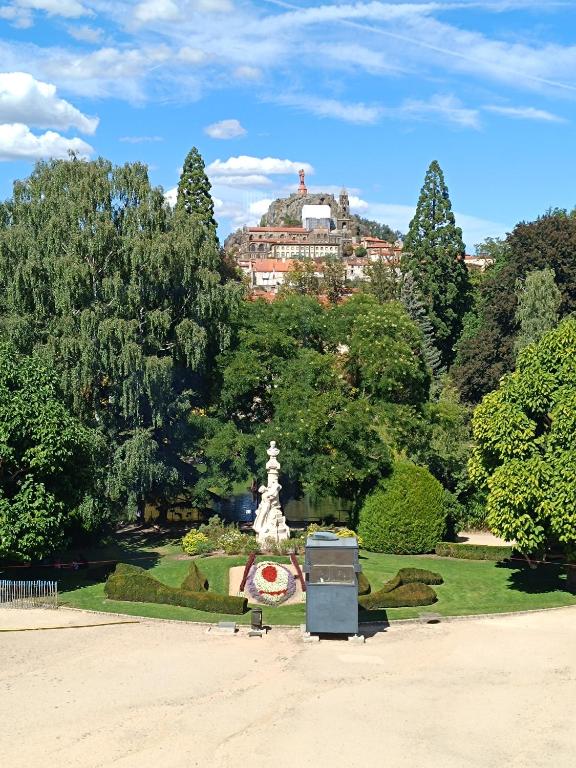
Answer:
[358,461,447,554]
[357,572,371,595]
[435,542,512,561]
[105,563,247,615]
[360,582,437,610]
[358,567,443,610]
[180,561,209,592]
[396,567,443,585]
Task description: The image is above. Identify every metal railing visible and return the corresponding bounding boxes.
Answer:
[0,580,58,609]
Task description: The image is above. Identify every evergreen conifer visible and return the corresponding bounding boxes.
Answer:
[403,160,471,366]
[399,272,444,378]
[176,146,217,232]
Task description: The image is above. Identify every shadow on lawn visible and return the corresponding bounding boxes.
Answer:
[0,526,175,596]
[497,560,570,595]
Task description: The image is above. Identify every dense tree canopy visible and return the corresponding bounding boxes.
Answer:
[0,344,105,559]
[0,154,240,525]
[453,211,576,402]
[469,317,576,586]
[193,294,434,508]
[402,160,471,366]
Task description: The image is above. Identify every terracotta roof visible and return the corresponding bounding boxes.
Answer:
[251,259,295,273]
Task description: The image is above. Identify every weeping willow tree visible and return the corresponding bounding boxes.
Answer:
[0,153,241,524]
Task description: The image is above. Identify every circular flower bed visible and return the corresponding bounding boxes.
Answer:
[247,560,296,606]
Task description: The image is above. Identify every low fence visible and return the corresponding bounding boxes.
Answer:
[0,580,58,609]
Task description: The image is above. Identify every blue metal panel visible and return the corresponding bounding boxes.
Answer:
[306,584,358,634]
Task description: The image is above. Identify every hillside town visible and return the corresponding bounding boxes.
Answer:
[226,171,489,295]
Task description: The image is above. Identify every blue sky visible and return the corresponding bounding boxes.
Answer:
[1,1,576,250]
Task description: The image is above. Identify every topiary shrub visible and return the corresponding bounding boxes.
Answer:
[105,563,247,615]
[180,561,209,592]
[360,582,437,610]
[396,567,443,585]
[358,460,446,554]
[358,567,443,610]
[357,572,371,595]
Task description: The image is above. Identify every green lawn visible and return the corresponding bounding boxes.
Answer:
[45,548,576,626]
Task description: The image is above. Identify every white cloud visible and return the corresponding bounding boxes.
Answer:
[234,66,262,81]
[276,93,383,124]
[249,198,273,217]
[204,118,246,139]
[0,123,93,161]
[164,186,177,206]
[210,174,272,187]
[177,47,208,64]
[134,0,179,23]
[14,0,90,18]
[484,105,566,122]
[348,194,369,212]
[0,72,98,133]
[208,155,313,177]
[66,25,104,43]
[394,94,480,129]
[0,5,32,27]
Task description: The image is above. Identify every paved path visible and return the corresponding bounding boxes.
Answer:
[1,607,575,767]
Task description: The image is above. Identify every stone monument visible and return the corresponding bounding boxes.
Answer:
[253,441,290,545]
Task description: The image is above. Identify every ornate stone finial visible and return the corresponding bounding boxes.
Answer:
[298,169,308,197]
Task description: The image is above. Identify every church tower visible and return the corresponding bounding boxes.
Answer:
[337,187,351,232]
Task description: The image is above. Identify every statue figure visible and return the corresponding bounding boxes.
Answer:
[252,441,290,544]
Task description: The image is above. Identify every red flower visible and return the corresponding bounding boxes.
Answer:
[262,565,278,583]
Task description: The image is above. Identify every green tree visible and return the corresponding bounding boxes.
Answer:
[197,296,393,513]
[514,268,561,354]
[363,256,398,303]
[469,317,576,588]
[176,146,216,231]
[402,160,471,365]
[399,272,443,379]
[281,257,320,296]
[454,212,576,402]
[321,256,347,304]
[0,344,105,559]
[328,294,430,405]
[0,155,240,522]
[354,216,399,242]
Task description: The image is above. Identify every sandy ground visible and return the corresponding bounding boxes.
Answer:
[1,607,575,768]
[228,564,305,605]
[457,530,513,546]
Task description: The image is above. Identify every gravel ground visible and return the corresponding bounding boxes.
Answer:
[1,606,575,768]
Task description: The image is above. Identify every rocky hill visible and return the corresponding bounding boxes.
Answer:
[223,192,399,251]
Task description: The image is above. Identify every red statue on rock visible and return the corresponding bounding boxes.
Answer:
[298,168,307,197]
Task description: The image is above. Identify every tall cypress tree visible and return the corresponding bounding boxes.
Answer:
[402,160,471,366]
[176,146,216,232]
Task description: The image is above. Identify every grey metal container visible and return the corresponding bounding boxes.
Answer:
[304,532,361,635]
